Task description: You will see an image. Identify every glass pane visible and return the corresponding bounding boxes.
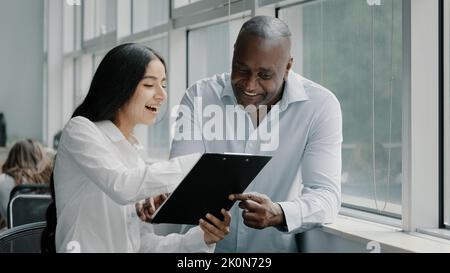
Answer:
[187,18,246,86]
[143,38,170,159]
[63,2,74,53]
[117,0,131,38]
[280,0,403,217]
[74,55,93,106]
[74,4,82,50]
[95,0,117,36]
[132,0,169,33]
[83,0,95,40]
[93,53,105,70]
[173,0,201,9]
[104,0,117,34]
[445,0,450,227]
[83,0,116,40]
[62,58,74,123]
[74,58,82,107]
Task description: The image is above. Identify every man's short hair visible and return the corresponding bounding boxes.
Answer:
[237,16,291,41]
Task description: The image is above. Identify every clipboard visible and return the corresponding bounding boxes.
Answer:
[150,153,271,225]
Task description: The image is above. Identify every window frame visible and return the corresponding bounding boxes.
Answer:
[443,0,450,229]
[81,0,118,50]
[277,0,406,221]
[186,16,249,87]
[171,0,254,28]
[131,0,170,34]
[274,0,443,233]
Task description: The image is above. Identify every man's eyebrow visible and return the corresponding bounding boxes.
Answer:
[234,61,272,72]
[259,68,273,73]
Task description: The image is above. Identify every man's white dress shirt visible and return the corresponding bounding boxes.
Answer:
[171,71,342,252]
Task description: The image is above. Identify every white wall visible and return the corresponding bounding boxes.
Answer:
[0,0,44,143]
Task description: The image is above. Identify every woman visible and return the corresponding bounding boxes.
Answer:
[0,139,52,224]
[52,43,230,253]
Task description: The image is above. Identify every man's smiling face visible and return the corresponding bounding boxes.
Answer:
[231,35,292,108]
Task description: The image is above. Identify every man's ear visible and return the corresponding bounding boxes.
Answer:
[284,57,293,80]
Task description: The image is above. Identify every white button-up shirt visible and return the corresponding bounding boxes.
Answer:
[170,71,342,252]
[54,116,212,253]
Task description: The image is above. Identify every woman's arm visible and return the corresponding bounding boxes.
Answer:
[60,117,199,205]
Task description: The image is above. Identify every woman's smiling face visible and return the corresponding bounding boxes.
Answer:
[119,59,167,126]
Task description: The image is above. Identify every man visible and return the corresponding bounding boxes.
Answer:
[170,16,342,252]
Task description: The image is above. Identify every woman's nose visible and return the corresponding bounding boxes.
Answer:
[154,85,167,102]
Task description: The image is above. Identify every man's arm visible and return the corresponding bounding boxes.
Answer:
[287,95,342,230]
[233,96,342,233]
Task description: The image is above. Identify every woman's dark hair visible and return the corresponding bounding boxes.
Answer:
[42,43,166,253]
[72,43,166,121]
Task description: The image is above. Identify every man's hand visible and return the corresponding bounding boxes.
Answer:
[229,192,286,229]
[135,193,169,223]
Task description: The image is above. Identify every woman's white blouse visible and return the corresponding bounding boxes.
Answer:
[54,116,210,253]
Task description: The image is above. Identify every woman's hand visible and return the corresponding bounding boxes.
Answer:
[199,209,232,245]
[135,193,169,222]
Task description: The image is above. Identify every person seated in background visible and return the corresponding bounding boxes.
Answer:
[0,139,53,228]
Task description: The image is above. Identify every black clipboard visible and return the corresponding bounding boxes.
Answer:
[150,153,271,225]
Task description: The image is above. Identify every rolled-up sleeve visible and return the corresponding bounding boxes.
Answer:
[278,96,342,233]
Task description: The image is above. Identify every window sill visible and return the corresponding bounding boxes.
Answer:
[416,228,450,241]
[321,215,450,253]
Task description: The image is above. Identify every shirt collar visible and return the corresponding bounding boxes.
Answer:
[220,73,235,100]
[220,71,309,110]
[95,120,143,149]
[278,70,309,111]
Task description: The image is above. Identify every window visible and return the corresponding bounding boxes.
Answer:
[173,0,201,9]
[143,37,171,159]
[94,52,105,70]
[444,0,450,227]
[117,0,131,38]
[83,0,117,41]
[62,57,75,123]
[63,2,74,53]
[132,0,169,33]
[187,18,246,86]
[63,2,82,52]
[280,0,403,217]
[74,54,93,106]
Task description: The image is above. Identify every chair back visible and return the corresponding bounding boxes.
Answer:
[7,194,52,228]
[9,184,50,200]
[0,221,46,253]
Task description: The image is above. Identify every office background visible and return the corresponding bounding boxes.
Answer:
[0,0,449,252]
